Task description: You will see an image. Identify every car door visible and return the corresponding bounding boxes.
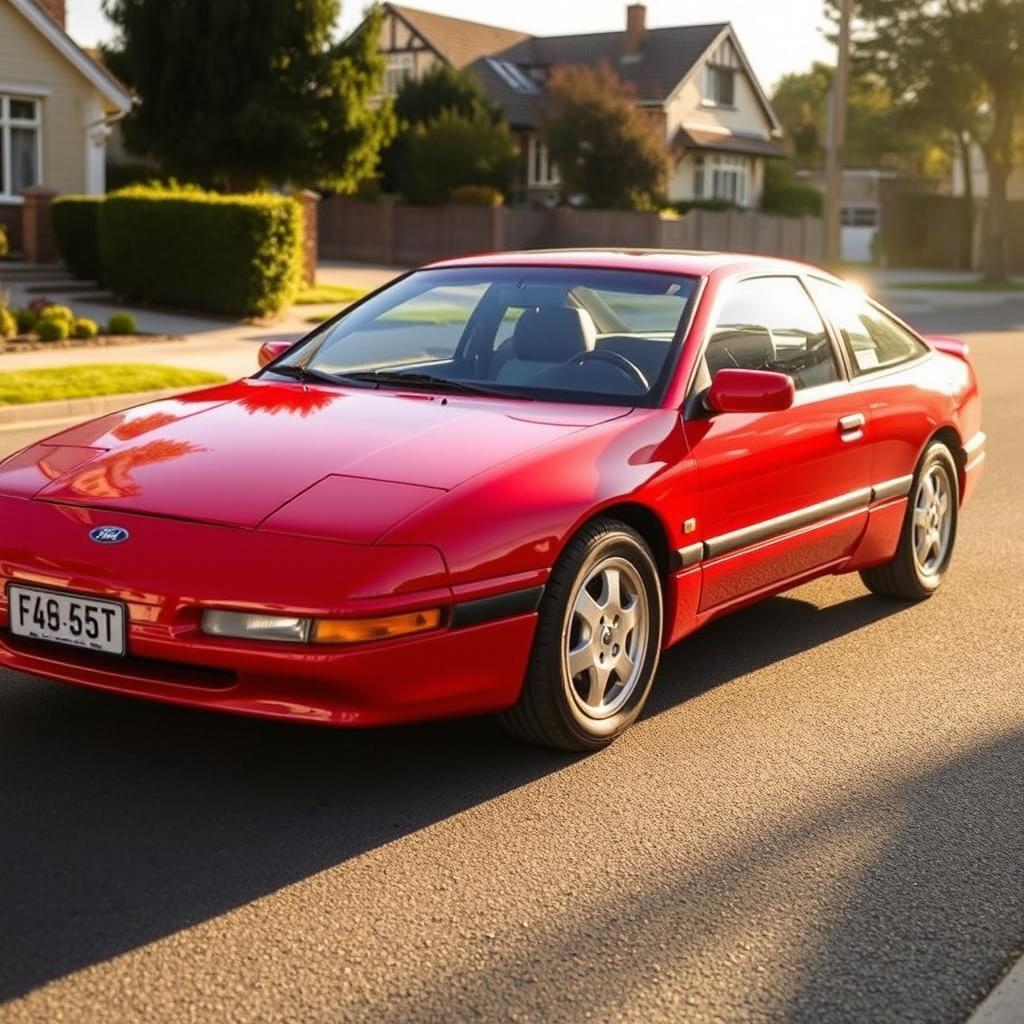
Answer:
[682,274,873,611]
[804,277,937,490]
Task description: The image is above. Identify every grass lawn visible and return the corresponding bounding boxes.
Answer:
[888,278,1024,292]
[0,364,226,406]
[294,283,369,305]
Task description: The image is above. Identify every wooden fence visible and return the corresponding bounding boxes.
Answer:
[318,199,825,266]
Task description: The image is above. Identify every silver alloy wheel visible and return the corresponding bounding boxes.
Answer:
[913,463,953,576]
[562,556,650,721]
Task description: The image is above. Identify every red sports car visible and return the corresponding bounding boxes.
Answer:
[0,251,984,749]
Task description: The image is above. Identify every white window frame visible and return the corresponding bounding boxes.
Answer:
[527,135,560,188]
[0,93,43,202]
[693,153,749,206]
[382,53,414,97]
[702,65,736,108]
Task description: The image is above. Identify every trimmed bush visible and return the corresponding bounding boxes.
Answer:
[14,308,37,333]
[36,318,69,342]
[107,312,138,335]
[72,317,99,339]
[0,308,15,340]
[449,184,504,206]
[0,224,8,258]
[760,161,824,218]
[39,305,74,327]
[52,196,104,280]
[99,186,302,317]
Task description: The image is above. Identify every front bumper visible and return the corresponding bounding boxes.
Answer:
[0,496,538,726]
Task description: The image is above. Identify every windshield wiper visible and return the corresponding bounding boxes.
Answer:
[266,363,376,389]
[344,370,521,399]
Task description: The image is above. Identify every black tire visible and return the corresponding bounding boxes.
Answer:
[860,441,959,600]
[499,518,663,751]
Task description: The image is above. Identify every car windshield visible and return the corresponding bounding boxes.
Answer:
[269,266,698,406]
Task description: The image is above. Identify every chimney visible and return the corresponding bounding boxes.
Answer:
[624,4,646,59]
[37,0,66,29]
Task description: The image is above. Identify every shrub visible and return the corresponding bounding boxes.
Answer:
[674,198,738,214]
[107,312,138,335]
[760,161,824,218]
[28,296,55,316]
[99,185,302,317]
[0,308,15,339]
[36,318,69,342]
[72,317,99,339]
[52,196,104,280]
[39,305,74,326]
[14,308,36,333]
[0,224,8,257]
[449,184,504,207]
[399,110,517,205]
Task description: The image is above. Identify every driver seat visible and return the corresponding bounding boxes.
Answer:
[495,307,597,384]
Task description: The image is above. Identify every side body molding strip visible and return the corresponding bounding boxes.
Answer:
[674,477,914,569]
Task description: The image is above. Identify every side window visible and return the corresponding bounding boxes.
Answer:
[807,278,929,374]
[705,277,840,390]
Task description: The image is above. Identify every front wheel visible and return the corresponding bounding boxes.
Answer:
[499,518,663,751]
[860,441,959,600]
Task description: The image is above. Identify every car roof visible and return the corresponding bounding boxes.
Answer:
[426,248,830,280]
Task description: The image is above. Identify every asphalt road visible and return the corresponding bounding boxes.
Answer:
[1,292,1023,1023]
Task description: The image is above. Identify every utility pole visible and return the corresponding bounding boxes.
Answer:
[825,0,853,266]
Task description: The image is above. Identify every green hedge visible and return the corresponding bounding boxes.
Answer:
[760,161,824,218]
[99,187,302,317]
[53,196,103,281]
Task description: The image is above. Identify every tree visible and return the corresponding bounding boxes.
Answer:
[398,108,518,204]
[838,0,1024,281]
[101,0,395,193]
[771,62,942,172]
[541,62,668,210]
[381,64,500,193]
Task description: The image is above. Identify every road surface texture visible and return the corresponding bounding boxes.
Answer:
[0,291,1022,1023]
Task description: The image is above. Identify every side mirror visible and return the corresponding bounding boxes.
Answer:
[258,340,295,368]
[706,368,795,414]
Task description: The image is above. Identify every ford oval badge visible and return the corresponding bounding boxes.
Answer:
[89,526,130,545]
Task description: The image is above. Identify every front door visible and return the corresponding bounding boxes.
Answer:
[683,275,872,611]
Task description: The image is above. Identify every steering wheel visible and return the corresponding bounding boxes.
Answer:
[565,349,650,390]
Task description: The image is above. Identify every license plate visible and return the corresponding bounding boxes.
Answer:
[8,585,127,656]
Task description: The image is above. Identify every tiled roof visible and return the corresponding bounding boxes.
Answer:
[674,127,787,159]
[387,4,530,69]
[502,23,728,104]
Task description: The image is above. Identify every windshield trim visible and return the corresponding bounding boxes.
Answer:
[258,264,701,409]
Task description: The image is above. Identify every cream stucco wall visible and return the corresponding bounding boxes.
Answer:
[665,63,773,140]
[0,0,113,199]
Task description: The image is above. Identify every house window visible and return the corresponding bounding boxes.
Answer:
[487,58,540,95]
[703,65,735,107]
[693,153,749,205]
[383,54,414,97]
[0,95,42,200]
[527,136,559,188]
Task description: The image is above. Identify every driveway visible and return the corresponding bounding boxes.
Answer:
[0,288,1021,1023]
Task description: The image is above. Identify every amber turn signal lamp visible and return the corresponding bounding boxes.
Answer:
[312,608,442,644]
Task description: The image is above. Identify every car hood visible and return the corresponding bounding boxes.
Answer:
[8,380,629,532]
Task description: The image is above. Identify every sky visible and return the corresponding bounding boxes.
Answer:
[65,0,835,92]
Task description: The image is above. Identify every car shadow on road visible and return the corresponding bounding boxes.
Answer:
[0,589,908,1001]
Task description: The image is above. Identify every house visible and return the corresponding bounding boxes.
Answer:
[0,0,132,254]
[798,167,899,263]
[373,2,785,206]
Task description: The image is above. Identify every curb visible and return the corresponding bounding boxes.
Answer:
[967,952,1024,1024]
[0,387,198,431]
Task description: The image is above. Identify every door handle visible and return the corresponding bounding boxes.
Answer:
[838,413,866,434]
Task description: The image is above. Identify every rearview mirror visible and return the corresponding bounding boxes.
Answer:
[706,368,795,414]
[258,340,295,368]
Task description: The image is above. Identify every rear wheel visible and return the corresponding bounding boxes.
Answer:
[860,441,959,600]
[499,518,663,751]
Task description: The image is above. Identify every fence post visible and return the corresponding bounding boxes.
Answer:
[20,186,59,264]
[291,189,320,286]
[491,203,506,252]
[380,199,396,264]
